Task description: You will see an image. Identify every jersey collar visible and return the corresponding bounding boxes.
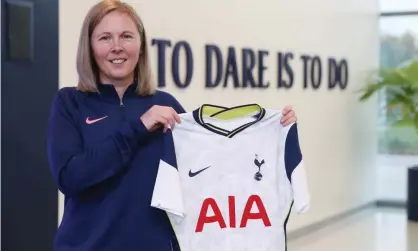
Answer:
[192,104,266,138]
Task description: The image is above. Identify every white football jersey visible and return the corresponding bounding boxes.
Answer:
[151,104,310,251]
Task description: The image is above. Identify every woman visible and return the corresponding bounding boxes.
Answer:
[47,1,298,250]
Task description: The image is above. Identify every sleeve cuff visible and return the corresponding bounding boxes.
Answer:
[151,159,186,223]
[295,201,310,214]
[131,118,149,137]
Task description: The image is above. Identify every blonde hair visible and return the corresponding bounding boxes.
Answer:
[76,0,156,96]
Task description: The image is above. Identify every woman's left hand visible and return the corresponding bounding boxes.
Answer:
[280,105,297,126]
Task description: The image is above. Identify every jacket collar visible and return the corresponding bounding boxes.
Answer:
[97,82,138,97]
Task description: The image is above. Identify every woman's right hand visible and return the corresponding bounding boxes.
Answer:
[140,105,181,133]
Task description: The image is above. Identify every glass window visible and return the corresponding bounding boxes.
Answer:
[380,16,418,67]
[380,0,418,12]
[378,16,418,155]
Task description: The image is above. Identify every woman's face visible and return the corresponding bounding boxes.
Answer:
[91,10,141,86]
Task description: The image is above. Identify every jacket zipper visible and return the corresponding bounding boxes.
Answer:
[119,97,126,120]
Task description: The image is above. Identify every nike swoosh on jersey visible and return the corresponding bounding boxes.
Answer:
[189,166,211,177]
[86,116,108,124]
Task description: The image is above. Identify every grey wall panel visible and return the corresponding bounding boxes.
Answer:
[1,0,59,250]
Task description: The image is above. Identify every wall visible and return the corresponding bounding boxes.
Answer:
[2,0,59,249]
[59,0,380,232]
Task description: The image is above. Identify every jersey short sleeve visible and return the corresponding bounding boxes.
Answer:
[150,129,185,223]
[283,123,310,214]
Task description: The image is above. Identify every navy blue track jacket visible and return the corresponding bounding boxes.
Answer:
[47,83,185,251]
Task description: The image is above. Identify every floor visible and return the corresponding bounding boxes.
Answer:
[287,207,418,251]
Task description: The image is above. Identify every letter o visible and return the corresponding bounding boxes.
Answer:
[337,59,348,90]
[310,56,322,89]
